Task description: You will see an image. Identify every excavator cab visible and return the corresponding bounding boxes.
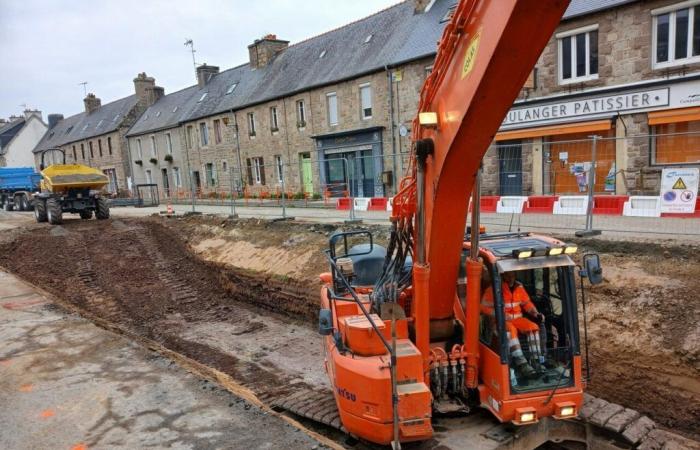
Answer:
[475,235,585,425]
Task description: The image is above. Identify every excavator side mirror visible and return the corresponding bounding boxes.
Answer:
[582,254,603,285]
[319,308,333,336]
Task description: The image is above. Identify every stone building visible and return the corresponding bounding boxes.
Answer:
[0,110,47,167]
[127,0,700,200]
[490,0,700,196]
[33,73,164,193]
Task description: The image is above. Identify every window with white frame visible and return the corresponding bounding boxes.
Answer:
[173,167,181,187]
[247,112,256,136]
[360,83,372,119]
[165,133,172,154]
[327,92,338,126]
[275,155,283,183]
[137,139,143,159]
[150,135,157,158]
[653,1,700,68]
[557,25,598,84]
[270,106,279,131]
[253,157,263,184]
[296,100,306,127]
[199,122,209,146]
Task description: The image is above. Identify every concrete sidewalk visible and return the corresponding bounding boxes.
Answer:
[0,270,321,450]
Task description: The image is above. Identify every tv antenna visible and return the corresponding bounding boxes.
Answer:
[78,82,88,96]
[184,39,197,81]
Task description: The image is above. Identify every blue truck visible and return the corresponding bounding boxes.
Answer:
[0,167,41,211]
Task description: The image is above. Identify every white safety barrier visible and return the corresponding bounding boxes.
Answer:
[496,196,528,214]
[623,196,661,217]
[387,197,394,212]
[353,197,371,211]
[553,196,589,215]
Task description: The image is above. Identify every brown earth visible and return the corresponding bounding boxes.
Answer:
[0,215,698,444]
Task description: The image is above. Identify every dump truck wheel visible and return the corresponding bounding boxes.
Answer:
[34,199,48,223]
[19,195,31,211]
[46,198,63,225]
[3,199,13,212]
[96,197,110,220]
[79,210,93,220]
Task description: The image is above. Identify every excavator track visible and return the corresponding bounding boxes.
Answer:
[272,388,666,449]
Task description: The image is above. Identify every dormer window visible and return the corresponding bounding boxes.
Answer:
[226,83,238,94]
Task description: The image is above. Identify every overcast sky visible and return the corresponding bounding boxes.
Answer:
[0,0,399,120]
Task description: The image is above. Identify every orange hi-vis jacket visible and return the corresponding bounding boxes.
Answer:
[481,281,538,321]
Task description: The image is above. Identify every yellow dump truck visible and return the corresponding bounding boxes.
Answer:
[33,149,110,225]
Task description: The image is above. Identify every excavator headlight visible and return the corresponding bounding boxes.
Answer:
[418,112,439,128]
[547,247,564,256]
[560,406,575,417]
[512,248,533,259]
[514,407,537,425]
[554,402,577,419]
[564,245,578,255]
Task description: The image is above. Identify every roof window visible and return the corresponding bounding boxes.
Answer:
[82,123,89,131]
[96,119,104,128]
[441,5,457,23]
[65,126,73,134]
[319,50,327,58]
[226,83,238,95]
[48,131,55,139]
[364,34,373,44]
[198,93,208,102]
[155,111,161,117]
[113,114,120,122]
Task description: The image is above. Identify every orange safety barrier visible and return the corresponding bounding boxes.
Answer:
[522,196,558,214]
[593,195,628,215]
[368,197,388,211]
[470,196,500,213]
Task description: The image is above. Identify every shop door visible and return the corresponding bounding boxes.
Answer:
[498,141,523,196]
[325,156,348,197]
[358,150,375,197]
[300,153,314,194]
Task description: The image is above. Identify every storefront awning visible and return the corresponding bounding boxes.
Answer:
[495,119,613,141]
[648,106,700,125]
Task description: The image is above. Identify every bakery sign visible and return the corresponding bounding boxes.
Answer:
[503,88,670,127]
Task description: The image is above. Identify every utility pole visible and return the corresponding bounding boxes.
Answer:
[184,39,197,82]
[78,82,88,97]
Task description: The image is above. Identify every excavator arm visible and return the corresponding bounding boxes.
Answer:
[393,0,571,369]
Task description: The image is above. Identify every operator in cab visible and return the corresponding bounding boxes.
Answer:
[481,271,545,378]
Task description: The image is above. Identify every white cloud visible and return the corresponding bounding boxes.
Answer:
[0,0,399,119]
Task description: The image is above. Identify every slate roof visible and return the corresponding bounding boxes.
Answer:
[128,0,640,136]
[0,119,26,151]
[34,95,139,152]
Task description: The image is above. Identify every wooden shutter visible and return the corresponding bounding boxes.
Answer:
[259,157,266,185]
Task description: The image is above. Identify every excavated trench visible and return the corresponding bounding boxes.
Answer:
[0,216,698,449]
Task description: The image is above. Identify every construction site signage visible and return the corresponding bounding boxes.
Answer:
[660,167,699,213]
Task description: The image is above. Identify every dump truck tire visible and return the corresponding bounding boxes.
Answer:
[79,210,93,220]
[19,195,30,211]
[96,197,110,220]
[47,198,63,225]
[34,199,48,223]
[3,199,13,212]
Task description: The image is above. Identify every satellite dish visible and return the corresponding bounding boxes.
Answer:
[399,124,409,137]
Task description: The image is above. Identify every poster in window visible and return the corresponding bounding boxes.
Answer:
[660,168,699,214]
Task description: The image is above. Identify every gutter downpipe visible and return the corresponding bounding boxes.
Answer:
[385,65,398,195]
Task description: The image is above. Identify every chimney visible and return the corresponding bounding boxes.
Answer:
[84,93,102,114]
[146,86,165,106]
[23,109,43,121]
[133,72,157,106]
[248,34,289,69]
[48,114,64,129]
[196,64,220,88]
[414,0,433,14]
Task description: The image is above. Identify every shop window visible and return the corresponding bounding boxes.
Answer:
[653,2,700,68]
[557,25,598,84]
[545,131,616,195]
[652,121,700,164]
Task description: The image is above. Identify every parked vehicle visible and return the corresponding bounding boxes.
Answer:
[0,167,41,211]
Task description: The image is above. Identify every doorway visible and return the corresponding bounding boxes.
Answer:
[161,168,169,197]
[300,153,313,195]
[193,171,201,191]
[498,141,523,196]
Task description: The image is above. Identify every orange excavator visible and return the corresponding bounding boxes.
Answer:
[316,0,599,447]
